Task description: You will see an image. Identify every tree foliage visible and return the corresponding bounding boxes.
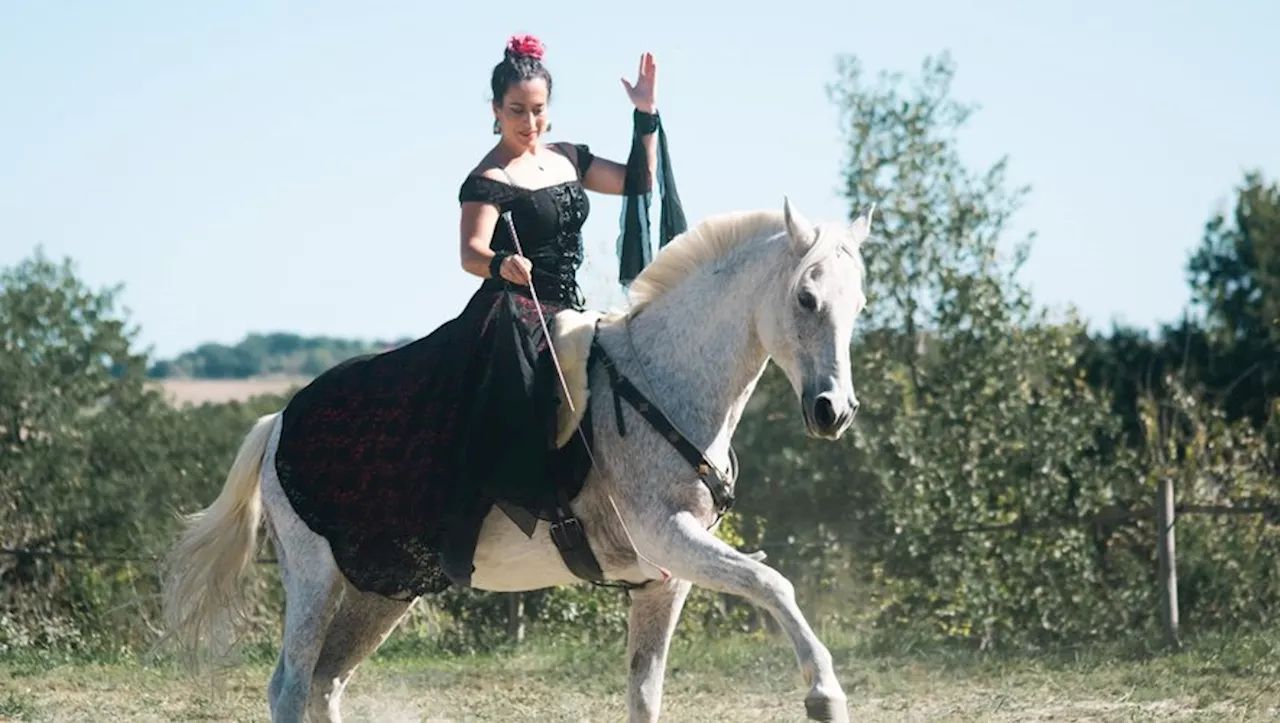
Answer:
[1185,171,1280,424]
[734,54,1143,646]
[1078,171,1280,448]
[736,53,1280,649]
[0,251,290,651]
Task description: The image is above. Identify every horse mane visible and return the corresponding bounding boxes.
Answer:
[625,209,788,314]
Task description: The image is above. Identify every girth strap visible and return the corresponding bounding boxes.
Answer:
[544,340,647,592]
[548,483,606,583]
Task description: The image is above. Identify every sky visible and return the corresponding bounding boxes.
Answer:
[2,1,1277,359]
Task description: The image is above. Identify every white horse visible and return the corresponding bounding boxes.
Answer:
[159,198,873,723]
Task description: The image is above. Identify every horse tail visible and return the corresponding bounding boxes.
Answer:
[159,411,278,671]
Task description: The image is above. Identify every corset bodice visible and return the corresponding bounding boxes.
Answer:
[457,145,596,307]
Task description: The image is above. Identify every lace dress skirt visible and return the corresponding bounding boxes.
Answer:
[272,282,592,598]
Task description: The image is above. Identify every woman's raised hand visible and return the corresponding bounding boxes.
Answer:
[621,52,657,114]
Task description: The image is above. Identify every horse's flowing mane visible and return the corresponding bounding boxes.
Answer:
[625,209,788,313]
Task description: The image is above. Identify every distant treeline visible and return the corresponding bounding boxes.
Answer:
[146,331,413,379]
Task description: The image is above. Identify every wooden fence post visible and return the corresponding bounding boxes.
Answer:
[1156,477,1179,650]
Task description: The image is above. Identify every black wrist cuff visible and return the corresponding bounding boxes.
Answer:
[489,252,509,279]
[633,108,660,135]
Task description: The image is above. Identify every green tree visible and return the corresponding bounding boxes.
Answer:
[741,52,1156,647]
[1079,171,1279,446]
[1186,170,1280,424]
[752,52,1280,648]
[0,249,292,652]
[1,249,153,555]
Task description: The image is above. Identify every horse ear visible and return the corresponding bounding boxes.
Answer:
[849,203,876,246]
[783,196,816,253]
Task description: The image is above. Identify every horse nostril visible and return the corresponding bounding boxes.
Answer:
[814,395,837,428]
[850,399,860,418]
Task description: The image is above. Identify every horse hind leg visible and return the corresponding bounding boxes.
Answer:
[265,509,344,722]
[260,445,345,722]
[303,585,415,722]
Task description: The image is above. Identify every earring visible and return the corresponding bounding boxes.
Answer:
[493,119,500,135]
[546,122,553,132]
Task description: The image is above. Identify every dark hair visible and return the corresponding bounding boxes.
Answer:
[490,35,553,103]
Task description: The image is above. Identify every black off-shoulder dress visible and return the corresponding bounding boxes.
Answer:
[273,114,684,599]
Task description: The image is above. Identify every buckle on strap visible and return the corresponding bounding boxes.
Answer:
[550,514,586,551]
[548,507,608,584]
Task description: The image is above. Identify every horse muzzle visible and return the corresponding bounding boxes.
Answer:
[802,389,858,440]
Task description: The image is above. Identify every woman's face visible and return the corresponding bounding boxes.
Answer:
[494,79,550,151]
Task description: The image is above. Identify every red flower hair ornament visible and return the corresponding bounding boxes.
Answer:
[506,34,545,61]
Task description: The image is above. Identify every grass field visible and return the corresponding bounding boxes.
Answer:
[3,629,1278,722]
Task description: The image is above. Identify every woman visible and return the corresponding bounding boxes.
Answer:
[462,33,667,295]
[272,34,686,597]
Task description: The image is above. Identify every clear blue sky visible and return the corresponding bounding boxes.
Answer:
[2,1,1277,358]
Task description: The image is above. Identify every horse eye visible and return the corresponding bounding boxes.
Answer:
[798,290,818,311]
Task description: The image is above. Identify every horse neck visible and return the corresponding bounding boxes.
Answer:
[604,236,781,455]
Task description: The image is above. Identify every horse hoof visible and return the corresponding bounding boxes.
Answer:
[804,693,850,723]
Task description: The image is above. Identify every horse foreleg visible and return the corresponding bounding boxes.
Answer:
[643,512,848,723]
[625,577,693,723]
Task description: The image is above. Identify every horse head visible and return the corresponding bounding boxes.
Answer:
[756,198,872,440]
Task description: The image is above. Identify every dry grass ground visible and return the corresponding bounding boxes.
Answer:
[3,631,1278,722]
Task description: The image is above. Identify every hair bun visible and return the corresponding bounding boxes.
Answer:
[505,34,545,62]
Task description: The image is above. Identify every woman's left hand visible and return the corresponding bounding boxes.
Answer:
[621,52,657,114]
